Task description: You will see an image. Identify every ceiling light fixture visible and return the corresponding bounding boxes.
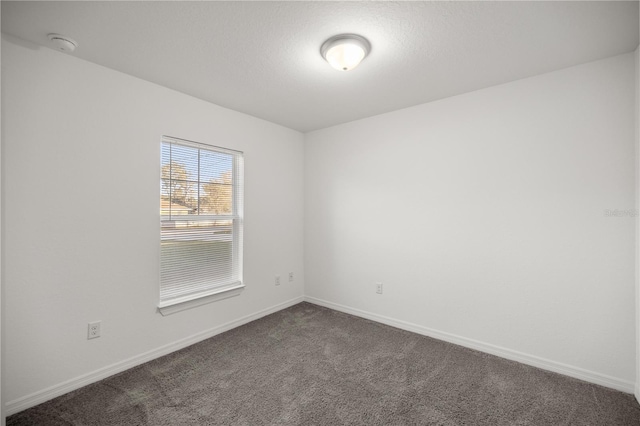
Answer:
[321,34,370,72]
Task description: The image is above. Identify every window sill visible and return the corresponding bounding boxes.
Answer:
[158,283,245,316]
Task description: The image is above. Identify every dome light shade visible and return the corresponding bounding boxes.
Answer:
[321,34,370,71]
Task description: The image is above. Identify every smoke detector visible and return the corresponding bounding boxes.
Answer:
[47,34,78,53]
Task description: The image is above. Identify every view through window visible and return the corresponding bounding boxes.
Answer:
[160,136,244,310]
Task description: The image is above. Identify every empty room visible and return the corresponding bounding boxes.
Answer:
[2,1,640,425]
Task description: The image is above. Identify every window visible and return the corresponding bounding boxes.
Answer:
[159,136,243,314]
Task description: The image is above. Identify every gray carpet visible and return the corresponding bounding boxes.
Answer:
[8,302,640,425]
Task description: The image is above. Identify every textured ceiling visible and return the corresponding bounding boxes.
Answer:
[2,1,639,132]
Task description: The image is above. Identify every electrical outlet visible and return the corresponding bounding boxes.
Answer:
[376,282,383,294]
[275,275,281,286]
[88,321,101,339]
[289,272,294,282]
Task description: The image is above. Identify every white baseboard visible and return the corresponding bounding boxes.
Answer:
[5,296,305,416]
[304,296,635,394]
[636,383,640,404]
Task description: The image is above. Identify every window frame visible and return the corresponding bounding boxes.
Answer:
[158,136,244,315]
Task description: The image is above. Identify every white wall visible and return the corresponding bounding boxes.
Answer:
[0,8,4,425]
[2,36,305,412]
[305,53,637,390]
[635,44,639,403]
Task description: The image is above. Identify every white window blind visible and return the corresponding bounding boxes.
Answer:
[160,136,243,310]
